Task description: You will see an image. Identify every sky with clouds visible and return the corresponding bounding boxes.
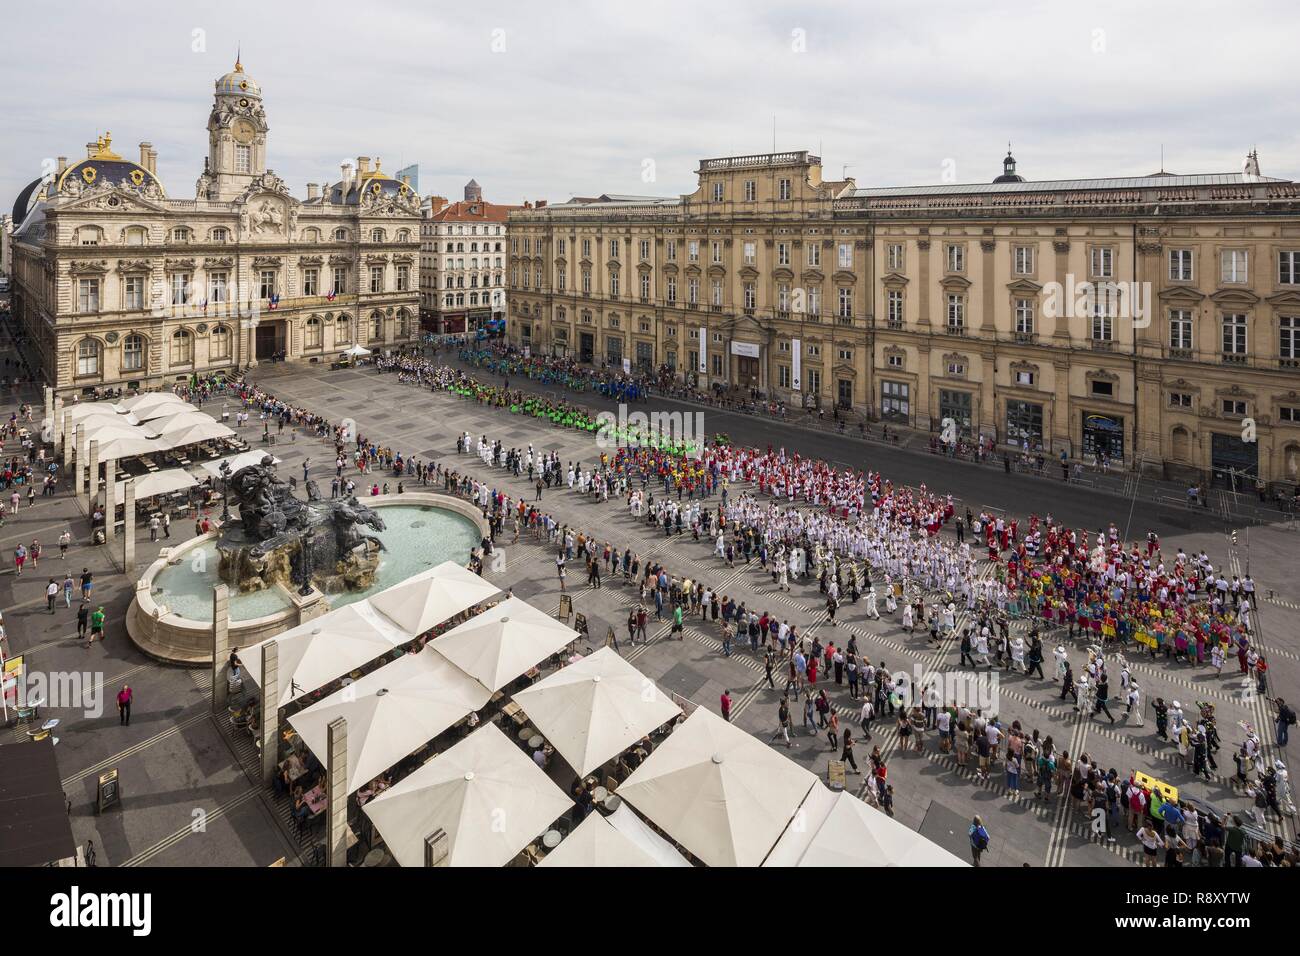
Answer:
[2,0,1295,212]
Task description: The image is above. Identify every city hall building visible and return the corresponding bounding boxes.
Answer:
[7,58,420,396]
[507,150,1300,488]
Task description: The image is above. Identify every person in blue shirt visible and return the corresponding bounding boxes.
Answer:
[969,815,991,866]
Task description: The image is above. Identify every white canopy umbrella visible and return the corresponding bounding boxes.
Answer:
[67,402,134,424]
[115,468,198,501]
[764,788,968,867]
[363,723,571,867]
[538,811,660,868]
[288,645,490,794]
[239,599,408,708]
[77,418,145,442]
[95,433,164,461]
[196,450,280,478]
[605,802,693,867]
[368,561,500,635]
[618,707,817,867]
[431,596,578,693]
[157,419,236,448]
[343,344,372,357]
[132,400,199,423]
[117,392,189,415]
[140,410,222,438]
[512,647,681,777]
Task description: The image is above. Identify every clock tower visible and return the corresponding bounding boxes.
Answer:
[204,55,268,201]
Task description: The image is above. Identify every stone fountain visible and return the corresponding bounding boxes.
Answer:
[216,456,387,595]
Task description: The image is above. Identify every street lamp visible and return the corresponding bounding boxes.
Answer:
[219,461,232,525]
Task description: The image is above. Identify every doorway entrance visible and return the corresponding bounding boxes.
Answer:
[255,321,286,361]
[736,356,760,388]
[1211,432,1258,490]
[579,333,595,364]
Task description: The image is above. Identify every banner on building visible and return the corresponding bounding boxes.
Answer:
[698,326,708,374]
[791,338,802,391]
[730,341,760,358]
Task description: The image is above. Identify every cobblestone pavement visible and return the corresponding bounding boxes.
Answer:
[245,363,1300,867]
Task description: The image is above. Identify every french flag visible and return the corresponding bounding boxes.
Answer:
[326,289,336,302]
[268,293,280,311]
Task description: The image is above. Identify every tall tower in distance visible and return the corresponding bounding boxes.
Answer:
[205,54,269,201]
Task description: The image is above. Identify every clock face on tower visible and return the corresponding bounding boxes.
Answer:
[232,119,256,145]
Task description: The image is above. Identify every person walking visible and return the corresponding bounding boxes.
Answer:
[62,572,74,608]
[117,684,133,725]
[555,552,566,592]
[148,514,160,542]
[162,512,171,539]
[89,606,106,645]
[76,602,90,642]
[45,578,58,613]
[969,815,990,867]
[841,729,860,774]
[59,529,71,559]
[772,696,793,748]
[720,689,732,722]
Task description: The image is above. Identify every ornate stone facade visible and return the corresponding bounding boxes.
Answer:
[8,58,419,396]
[508,150,1300,488]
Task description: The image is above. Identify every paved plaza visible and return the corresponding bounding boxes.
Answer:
[3,360,1297,867]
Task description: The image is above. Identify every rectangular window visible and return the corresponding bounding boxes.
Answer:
[582,270,591,294]
[777,284,789,312]
[1279,251,1300,285]
[1014,245,1034,275]
[1169,309,1193,350]
[808,368,821,394]
[332,267,347,295]
[171,273,191,306]
[1279,315,1300,359]
[838,288,853,319]
[880,381,910,421]
[778,178,791,200]
[1091,380,1113,397]
[639,239,650,260]
[743,283,756,309]
[1168,392,1192,408]
[1221,249,1248,283]
[666,276,676,303]
[887,243,904,271]
[777,242,789,266]
[369,266,384,293]
[124,275,144,310]
[743,242,756,265]
[639,273,650,299]
[235,145,251,174]
[946,294,964,329]
[396,265,410,291]
[838,243,853,269]
[743,180,757,201]
[1169,249,1194,282]
[557,271,566,292]
[1015,370,1035,386]
[77,278,100,313]
[609,239,619,260]
[711,242,722,264]
[1014,298,1034,334]
[808,287,820,316]
[1279,406,1300,423]
[557,239,566,256]
[666,240,676,261]
[688,277,699,304]
[779,365,791,388]
[1222,313,1248,354]
[581,239,591,258]
[838,347,854,361]
[609,272,619,297]
[711,280,723,307]
[687,240,699,262]
[946,244,964,273]
[209,272,227,303]
[259,270,277,299]
[303,267,319,297]
[1222,399,1247,416]
[712,182,724,202]
[1091,246,1114,278]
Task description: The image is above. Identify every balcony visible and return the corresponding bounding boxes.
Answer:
[1281,357,1300,370]
[710,305,723,313]
[1013,330,1036,344]
[1221,352,1248,365]
[640,296,650,304]
[944,325,967,336]
[1168,347,1193,360]
[686,302,698,310]
[1090,339,1115,352]
[885,318,904,330]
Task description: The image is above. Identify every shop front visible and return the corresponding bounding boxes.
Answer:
[731,341,762,389]
[1081,412,1125,462]
[1211,432,1259,490]
[880,380,911,423]
[938,389,974,437]
[1005,398,1044,451]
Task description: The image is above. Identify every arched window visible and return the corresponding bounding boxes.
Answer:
[1171,426,1191,463]
[171,329,194,365]
[210,325,231,361]
[369,311,384,342]
[171,226,192,242]
[396,229,411,242]
[396,309,410,337]
[211,227,229,243]
[122,333,145,372]
[76,225,102,246]
[76,338,100,376]
[335,314,352,345]
[305,317,322,349]
[370,228,385,243]
[123,226,147,246]
[469,293,479,306]
[334,228,349,242]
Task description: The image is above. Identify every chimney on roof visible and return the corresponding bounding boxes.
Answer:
[139,142,151,168]
[148,148,158,175]
[56,157,67,174]
[307,183,320,200]
[86,142,98,159]
[524,201,533,209]
[536,200,547,209]
[357,156,371,175]
[341,162,353,189]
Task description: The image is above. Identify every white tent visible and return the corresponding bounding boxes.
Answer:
[197,450,280,478]
[96,433,165,461]
[157,419,236,448]
[67,402,133,423]
[367,561,500,635]
[363,723,571,867]
[605,802,693,867]
[115,468,198,501]
[764,787,968,867]
[431,596,578,693]
[239,600,409,708]
[617,707,817,867]
[512,647,681,776]
[538,811,660,868]
[117,393,190,416]
[141,410,223,438]
[77,419,145,442]
[343,344,372,357]
[288,645,490,794]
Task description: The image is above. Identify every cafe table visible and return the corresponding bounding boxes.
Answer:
[528,734,544,750]
[304,786,327,814]
[541,830,562,849]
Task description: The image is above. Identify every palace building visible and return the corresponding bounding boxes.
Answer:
[507,149,1300,488]
[7,57,420,396]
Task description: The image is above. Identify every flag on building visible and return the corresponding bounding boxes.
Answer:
[268,293,280,311]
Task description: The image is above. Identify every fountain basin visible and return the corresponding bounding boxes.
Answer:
[126,492,489,665]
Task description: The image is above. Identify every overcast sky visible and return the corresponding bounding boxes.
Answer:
[2,0,1296,212]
